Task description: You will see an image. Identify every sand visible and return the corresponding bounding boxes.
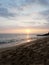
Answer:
[0,36,49,65]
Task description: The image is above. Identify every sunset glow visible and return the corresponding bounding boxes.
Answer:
[25,29,32,34]
[0,28,49,34]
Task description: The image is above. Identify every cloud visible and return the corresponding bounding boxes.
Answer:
[0,0,48,18]
[38,0,49,6]
[0,7,16,18]
[38,9,49,28]
[40,9,49,23]
[16,12,47,27]
[0,0,49,29]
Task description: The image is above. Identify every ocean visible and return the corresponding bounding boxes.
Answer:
[0,34,38,48]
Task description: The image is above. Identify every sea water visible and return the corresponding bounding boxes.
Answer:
[0,34,37,48]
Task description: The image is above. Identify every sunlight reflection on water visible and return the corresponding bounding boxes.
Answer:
[27,39,31,42]
[26,34,32,42]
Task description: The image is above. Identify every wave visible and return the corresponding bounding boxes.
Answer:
[0,39,18,44]
[0,38,34,44]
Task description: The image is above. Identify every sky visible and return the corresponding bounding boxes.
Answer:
[0,0,49,34]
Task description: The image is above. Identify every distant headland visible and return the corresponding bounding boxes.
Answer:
[37,32,49,36]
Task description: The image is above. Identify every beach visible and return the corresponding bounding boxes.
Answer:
[0,36,49,65]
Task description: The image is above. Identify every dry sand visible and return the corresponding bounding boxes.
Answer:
[0,36,49,65]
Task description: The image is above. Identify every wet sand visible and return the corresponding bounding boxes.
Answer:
[0,36,49,65]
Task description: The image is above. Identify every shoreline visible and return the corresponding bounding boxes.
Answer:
[0,39,36,52]
[0,36,48,52]
[0,38,36,49]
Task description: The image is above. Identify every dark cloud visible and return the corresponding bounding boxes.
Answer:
[0,0,49,8]
[0,7,16,18]
[0,0,49,16]
[0,3,2,6]
[38,0,49,6]
[23,0,49,6]
[39,9,49,28]
[40,9,49,22]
